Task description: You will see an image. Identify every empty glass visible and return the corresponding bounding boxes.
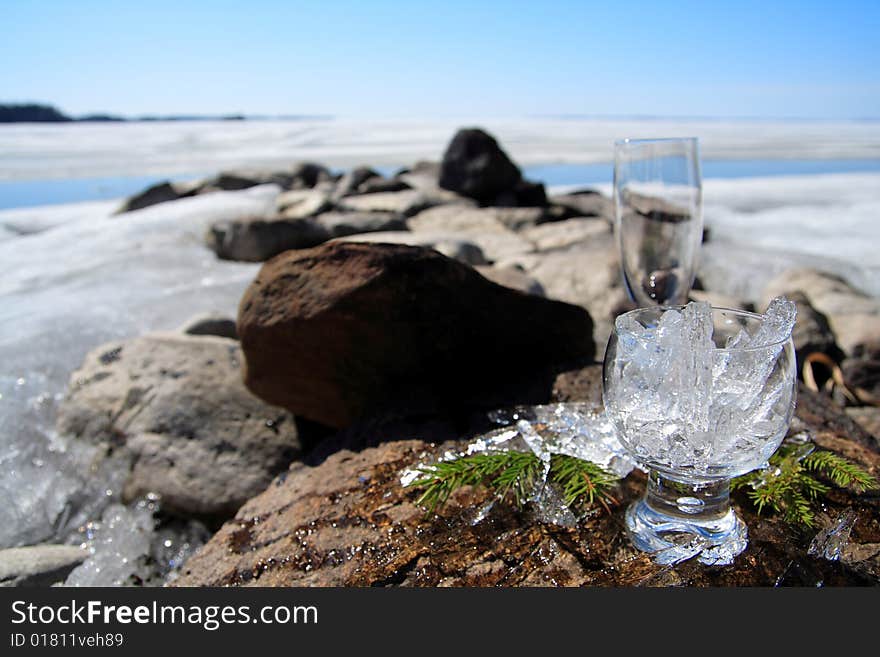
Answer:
[602,304,797,565]
[613,138,703,306]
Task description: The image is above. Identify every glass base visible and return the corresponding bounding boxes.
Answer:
[625,470,748,566]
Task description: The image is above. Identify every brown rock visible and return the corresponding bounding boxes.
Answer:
[173,380,880,587]
[237,242,595,428]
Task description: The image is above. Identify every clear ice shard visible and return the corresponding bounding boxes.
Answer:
[808,510,857,562]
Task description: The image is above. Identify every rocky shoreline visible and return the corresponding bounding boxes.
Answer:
[3,128,879,587]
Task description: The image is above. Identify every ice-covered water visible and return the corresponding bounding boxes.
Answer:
[2,117,880,180]
[606,299,797,479]
[0,186,274,552]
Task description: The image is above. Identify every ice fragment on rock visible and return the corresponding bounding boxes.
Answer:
[808,510,857,562]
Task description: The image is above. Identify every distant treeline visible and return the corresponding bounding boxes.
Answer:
[0,103,250,123]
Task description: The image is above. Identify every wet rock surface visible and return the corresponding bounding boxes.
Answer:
[175,375,880,587]
[238,241,595,428]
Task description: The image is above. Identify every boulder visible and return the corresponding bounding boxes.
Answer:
[237,242,595,428]
[0,545,87,587]
[763,269,880,355]
[335,232,488,266]
[56,333,302,519]
[314,211,406,238]
[438,128,523,204]
[115,181,196,214]
[174,376,880,587]
[206,216,329,262]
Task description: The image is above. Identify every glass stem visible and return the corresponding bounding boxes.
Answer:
[643,470,731,521]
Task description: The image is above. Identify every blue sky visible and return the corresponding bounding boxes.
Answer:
[2,0,878,119]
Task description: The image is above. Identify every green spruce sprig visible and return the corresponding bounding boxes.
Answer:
[731,443,877,527]
[406,451,619,514]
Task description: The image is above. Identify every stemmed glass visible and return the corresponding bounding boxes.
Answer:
[602,305,797,564]
[613,138,703,306]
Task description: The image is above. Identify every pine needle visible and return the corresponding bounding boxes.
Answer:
[406,450,619,514]
[732,442,877,527]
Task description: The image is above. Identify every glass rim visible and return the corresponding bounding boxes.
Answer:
[614,304,792,353]
[614,137,699,147]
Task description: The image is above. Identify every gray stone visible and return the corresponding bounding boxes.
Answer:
[276,189,332,219]
[115,181,196,214]
[336,190,434,217]
[0,545,86,587]
[406,205,534,262]
[522,217,610,251]
[56,333,302,518]
[549,190,614,220]
[314,211,406,238]
[407,205,510,234]
[206,215,329,262]
[763,269,880,355]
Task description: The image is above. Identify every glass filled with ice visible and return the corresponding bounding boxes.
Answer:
[602,299,797,564]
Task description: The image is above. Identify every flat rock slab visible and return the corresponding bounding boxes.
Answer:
[174,380,880,587]
[238,241,594,428]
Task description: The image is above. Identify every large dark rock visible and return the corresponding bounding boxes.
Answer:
[439,128,536,205]
[174,373,880,587]
[237,241,595,428]
[56,333,302,519]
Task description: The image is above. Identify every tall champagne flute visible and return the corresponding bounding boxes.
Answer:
[613,138,703,306]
